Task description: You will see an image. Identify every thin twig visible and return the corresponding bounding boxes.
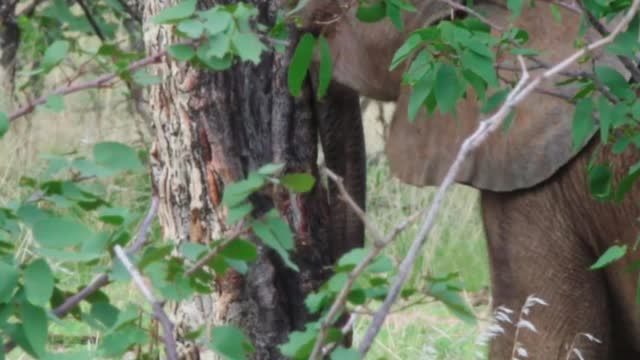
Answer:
[76,0,105,41]
[7,41,194,122]
[114,245,178,360]
[358,0,640,354]
[184,220,246,276]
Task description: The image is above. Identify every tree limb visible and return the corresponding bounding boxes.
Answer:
[3,196,159,355]
[114,245,178,360]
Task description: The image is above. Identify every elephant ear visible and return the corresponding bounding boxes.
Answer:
[386,2,625,191]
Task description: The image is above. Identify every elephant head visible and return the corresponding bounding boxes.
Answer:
[297,0,624,191]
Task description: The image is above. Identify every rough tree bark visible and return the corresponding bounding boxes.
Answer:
[141,0,365,358]
[0,0,18,109]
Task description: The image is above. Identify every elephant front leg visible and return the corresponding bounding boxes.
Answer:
[480,190,612,360]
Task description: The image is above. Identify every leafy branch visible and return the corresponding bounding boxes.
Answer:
[357,0,640,354]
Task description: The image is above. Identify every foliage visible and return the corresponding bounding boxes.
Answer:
[2,0,640,358]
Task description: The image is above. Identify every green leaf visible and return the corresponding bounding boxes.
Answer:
[0,261,18,302]
[288,34,316,97]
[0,112,8,139]
[427,280,476,325]
[99,325,149,357]
[227,202,253,224]
[605,30,639,57]
[222,173,265,207]
[331,347,361,360]
[390,33,421,70]
[132,69,162,86]
[220,239,258,261]
[43,40,70,70]
[33,217,93,248]
[572,98,595,149]
[252,218,298,271]
[356,1,387,22]
[408,72,433,122]
[94,142,144,173]
[507,0,524,18]
[279,325,317,359]
[152,0,197,24]
[588,164,613,200]
[207,34,231,58]
[98,207,130,225]
[595,66,635,101]
[597,96,612,143]
[232,33,264,64]
[210,325,255,360]
[317,35,333,99]
[549,3,562,23]
[280,173,315,192]
[24,259,54,306]
[44,94,65,112]
[168,44,196,61]
[90,302,120,329]
[200,9,233,34]
[461,50,498,87]
[21,302,48,356]
[257,163,284,175]
[435,64,461,114]
[386,2,403,30]
[177,19,204,38]
[480,89,509,114]
[591,245,627,270]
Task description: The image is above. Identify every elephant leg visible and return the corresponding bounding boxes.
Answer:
[481,190,612,360]
[315,80,366,261]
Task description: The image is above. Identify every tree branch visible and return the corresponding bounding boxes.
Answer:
[3,196,159,355]
[6,43,182,122]
[358,0,640,354]
[76,0,105,41]
[114,245,178,360]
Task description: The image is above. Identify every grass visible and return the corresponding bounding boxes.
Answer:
[355,157,490,359]
[2,92,492,359]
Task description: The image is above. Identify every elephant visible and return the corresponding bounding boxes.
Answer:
[295,0,640,358]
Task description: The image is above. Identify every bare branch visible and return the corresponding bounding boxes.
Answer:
[358,0,640,354]
[7,41,195,122]
[184,220,247,276]
[114,245,179,360]
[76,0,105,41]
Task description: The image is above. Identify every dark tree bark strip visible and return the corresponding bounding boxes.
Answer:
[0,0,19,109]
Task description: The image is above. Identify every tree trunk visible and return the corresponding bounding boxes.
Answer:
[141,1,365,358]
[0,0,18,109]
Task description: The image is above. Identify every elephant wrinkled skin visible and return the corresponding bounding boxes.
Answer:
[296,0,640,358]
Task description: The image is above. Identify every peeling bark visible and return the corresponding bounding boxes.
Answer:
[141,0,365,358]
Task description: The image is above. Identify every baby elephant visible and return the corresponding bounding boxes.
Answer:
[296,0,640,358]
